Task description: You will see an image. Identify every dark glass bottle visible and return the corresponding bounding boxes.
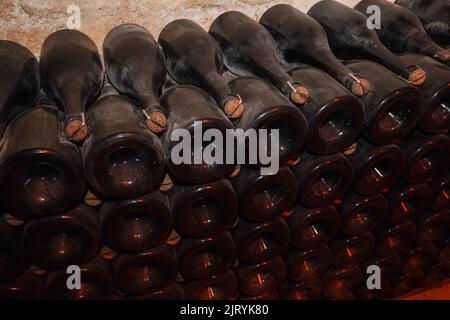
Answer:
[0,270,46,300]
[279,278,322,300]
[159,19,244,119]
[233,217,290,264]
[391,271,424,297]
[103,24,167,133]
[40,30,104,142]
[82,86,165,199]
[355,279,391,300]
[228,77,307,166]
[400,243,437,273]
[100,191,171,253]
[344,60,423,145]
[401,132,449,183]
[209,11,310,105]
[339,192,388,236]
[161,85,234,184]
[0,220,26,284]
[286,205,341,250]
[362,253,402,278]
[330,233,375,267]
[170,179,237,237]
[308,0,427,85]
[430,171,450,211]
[0,40,40,138]
[112,243,177,295]
[284,245,332,283]
[184,270,237,300]
[395,0,450,46]
[260,4,370,97]
[287,66,364,154]
[415,210,450,244]
[0,106,85,218]
[23,204,100,270]
[239,290,280,300]
[176,231,236,280]
[355,0,450,66]
[424,262,450,286]
[322,265,363,299]
[47,257,113,300]
[231,166,298,222]
[348,139,405,194]
[386,182,433,223]
[236,256,286,296]
[132,282,185,300]
[294,152,354,208]
[374,220,416,256]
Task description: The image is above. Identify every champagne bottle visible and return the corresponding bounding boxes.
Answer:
[391,271,424,297]
[374,220,416,256]
[322,265,362,299]
[0,40,40,138]
[279,278,322,300]
[330,233,375,267]
[430,170,450,211]
[400,243,438,273]
[40,30,104,142]
[159,19,244,119]
[103,24,167,133]
[0,270,45,300]
[285,245,332,283]
[184,270,237,300]
[0,106,85,218]
[209,11,310,105]
[0,220,26,284]
[308,0,426,85]
[415,210,450,244]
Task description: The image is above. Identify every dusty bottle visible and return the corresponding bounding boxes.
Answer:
[344,60,423,144]
[0,40,40,138]
[330,233,375,267]
[209,11,310,105]
[159,19,244,119]
[233,217,290,264]
[279,278,322,300]
[0,106,85,218]
[374,220,416,256]
[112,243,177,295]
[176,231,236,280]
[100,191,172,253]
[132,282,185,300]
[0,220,26,284]
[40,30,103,142]
[355,0,450,66]
[362,253,402,278]
[0,270,46,300]
[286,205,341,250]
[322,265,363,299]
[400,243,438,273]
[103,24,167,133]
[430,171,450,211]
[391,271,424,297]
[236,256,286,296]
[23,204,100,270]
[161,85,234,184]
[339,192,388,236]
[308,0,426,85]
[82,84,165,199]
[348,138,405,194]
[228,77,308,166]
[260,4,370,97]
[170,179,237,237]
[294,152,354,208]
[415,210,450,244]
[184,270,237,300]
[231,166,299,222]
[285,245,332,283]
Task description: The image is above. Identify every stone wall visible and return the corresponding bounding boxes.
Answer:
[0,0,386,57]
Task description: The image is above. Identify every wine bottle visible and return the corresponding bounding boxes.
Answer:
[424,262,450,286]
[284,245,332,283]
[0,40,40,138]
[395,0,450,46]
[260,4,370,97]
[0,220,26,284]
[159,19,244,119]
[160,85,234,184]
[47,257,113,300]
[344,60,423,145]
[391,271,424,297]
[400,243,438,273]
[294,152,354,208]
[184,270,237,300]
[112,243,177,295]
[132,282,185,300]
[231,166,298,222]
[100,191,171,253]
[170,179,237,237]
[286,205,341,250]
[374,220,416,256]
[415,210,450,244]
[0,106,85,218]
[386,181,433,223]
[339,192,388,236]
[228,77,307,166]
[348,138,405,194]
[176,231,236,280]
[355,0,450,66]
[308,0,426,85]
[23,204,100,270]
[279,278,322,300]
[103,24,167,133]
[322,265,363,299]
[430,171,450,211]
[233,217,290,264]
[362,253,402,278]
[82,85,165,199]
[329,233,375,267]
[0,270,46,300]
[209,11,310,105]
[236,256,286,296]
[40,30,104,142]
